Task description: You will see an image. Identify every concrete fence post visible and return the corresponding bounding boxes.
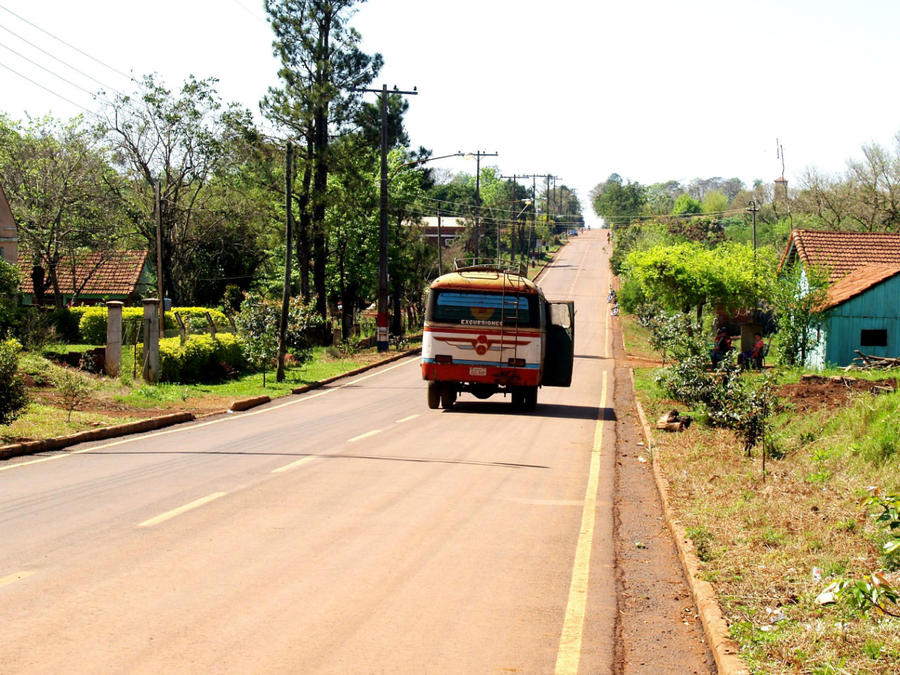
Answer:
[105,301,124,377]
[142,298,160,383]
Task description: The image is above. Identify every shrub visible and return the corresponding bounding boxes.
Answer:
[79,306,229,344]
[0,338,29,425]
[51,366,95,422]
[49,308,81,343]
[152,333,247,383]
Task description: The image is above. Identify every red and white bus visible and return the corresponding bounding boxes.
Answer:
[421,265,574,410]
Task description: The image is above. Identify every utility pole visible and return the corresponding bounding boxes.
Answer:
[746,199,759,263]
[277,141,294,382]
[355,84,417,352]
[437,211,444,276]
[500,174,517,264]
[461,151,498,259]
[154,180,164,333]
[516,173,553,261]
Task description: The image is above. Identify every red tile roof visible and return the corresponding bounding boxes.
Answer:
[779,229,900,282]
[820,264,900,311]
[18,250,150,298]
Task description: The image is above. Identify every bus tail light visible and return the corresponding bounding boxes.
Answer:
[435,354,453,364]
[507,358,526,367]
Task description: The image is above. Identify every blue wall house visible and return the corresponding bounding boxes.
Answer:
[779,229,900,368]
[808,265,900,368]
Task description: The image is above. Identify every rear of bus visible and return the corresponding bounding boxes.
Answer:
[421,271,543,392]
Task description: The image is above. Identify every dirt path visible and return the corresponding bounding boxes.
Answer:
[611,312,716,674]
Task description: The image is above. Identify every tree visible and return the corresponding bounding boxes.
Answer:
[672,193,702,216]
[701,190,729,214]
[0,115,128,308]
[100,74,252,305]
[590,173,645,227]
[262,0,383,319]
[770,262,829,367]
[0,258,19,332]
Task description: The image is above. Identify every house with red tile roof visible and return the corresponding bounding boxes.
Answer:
[0,183,17,266]
[18,250,153,306]
[779,230,900,367]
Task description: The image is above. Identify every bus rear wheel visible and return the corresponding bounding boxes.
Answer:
[523,386,538,411]
[440,384,457,409]
[427,381,440,409]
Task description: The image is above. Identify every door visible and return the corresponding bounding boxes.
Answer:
[542,301,574,387]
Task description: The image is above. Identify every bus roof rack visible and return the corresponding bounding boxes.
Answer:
[453,257,528,277]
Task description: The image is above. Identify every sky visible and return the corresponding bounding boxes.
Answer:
[2,0,900,227]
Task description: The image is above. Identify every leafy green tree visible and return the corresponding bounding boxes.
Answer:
[701,190,729,214]
[262,0,383,319]
[770,262,829,366]
[0,115,128,308]
[590,173,645,227]
[0,258,19,333]
[672,193,702,216]
[100,74,254,305]
[0,338,28,426]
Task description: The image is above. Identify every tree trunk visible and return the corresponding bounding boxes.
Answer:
[310,11,331,321]
[296,138,313,302]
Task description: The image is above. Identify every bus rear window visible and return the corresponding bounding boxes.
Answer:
[430,290,537,327]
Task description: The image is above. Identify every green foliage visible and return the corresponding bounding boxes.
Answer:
[701,190,729,214]
[0,258,19,332]
[824,575,899,618]
[79,306,229,344]
[235,293,322,383]
[656,354,776,454]
[770,263,829,367]
[590,173,646,225]
[625,241,774,323]
[48,308,81,343]
[50,365,95,422]
[0,338,28,425]
[672,193,702,216]
[866,493,900,567]
[156,334,247,383]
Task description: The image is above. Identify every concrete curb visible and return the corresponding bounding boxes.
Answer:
[0,412,195,462]
[628,367,750,675]
[0,348,422,463]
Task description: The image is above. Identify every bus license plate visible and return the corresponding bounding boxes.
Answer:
[469,366,487,376]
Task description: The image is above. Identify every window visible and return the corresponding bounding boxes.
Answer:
[429,290,538,328]
[860,329,888,347]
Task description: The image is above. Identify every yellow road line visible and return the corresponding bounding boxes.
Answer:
[555,370,608,675]
[395,414,419,424]
[0,570,35,588]
[0,359,417,474]
[347,429,383,443]
[271,456,316,474]
[138,491,227,528]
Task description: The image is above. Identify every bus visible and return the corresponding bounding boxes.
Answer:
[421,265,574,411]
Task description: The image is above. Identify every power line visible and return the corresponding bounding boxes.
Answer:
[0,23,121,96]
[0,61,92,113]
[0,3,133,82]
[0,41,99,99]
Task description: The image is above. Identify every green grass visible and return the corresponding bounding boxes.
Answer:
[3,342,419,444]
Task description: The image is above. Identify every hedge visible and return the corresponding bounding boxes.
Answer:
[137,333,247,383]
[78,306,230,345]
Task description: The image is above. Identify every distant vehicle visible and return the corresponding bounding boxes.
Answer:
[421,264,574,411]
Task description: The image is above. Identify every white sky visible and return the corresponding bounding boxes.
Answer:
[2,0,899,227]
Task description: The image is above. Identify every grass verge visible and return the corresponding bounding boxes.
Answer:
[3,342,419,444]
[624,312,900,674]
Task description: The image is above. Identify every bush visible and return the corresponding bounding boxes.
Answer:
[151,333,247,383]
[51,366,95,422]
[78,306,230,344]
[0,338,29,425]
[49,308,81,343]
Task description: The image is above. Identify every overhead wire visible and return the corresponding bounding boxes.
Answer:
[0,61,92,113]
[0,3,133,82]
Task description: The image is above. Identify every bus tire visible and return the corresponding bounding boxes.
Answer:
[511,388,524,410]
[524,386,538,411]
[440,384,456,409]
[427,381,441,409]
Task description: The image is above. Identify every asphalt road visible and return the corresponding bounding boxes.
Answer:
[0,231,618,674]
